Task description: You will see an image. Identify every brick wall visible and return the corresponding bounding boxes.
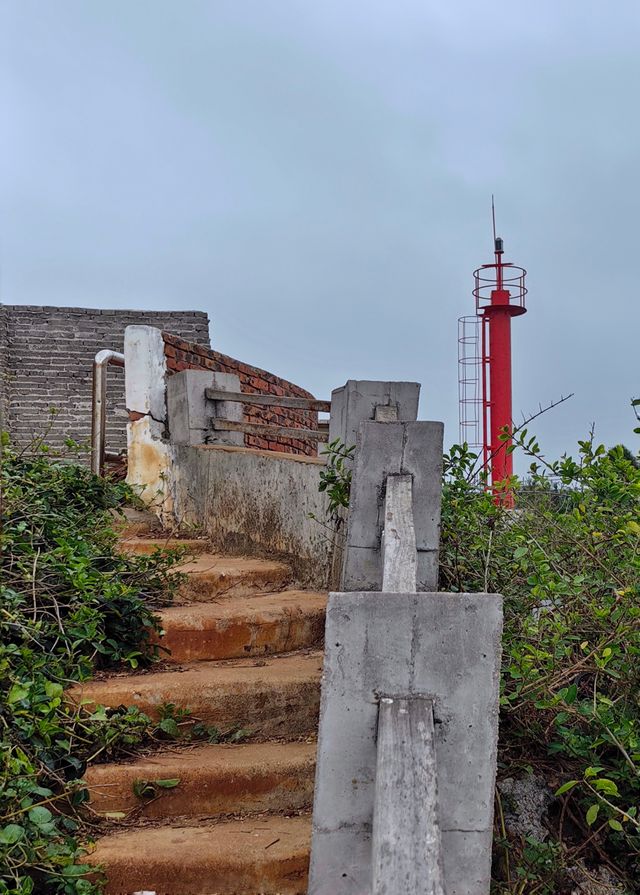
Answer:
[0,304,9,432]
[1,305,210,454]
[162,332,318,457]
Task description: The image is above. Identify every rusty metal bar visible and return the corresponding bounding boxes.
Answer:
[205,388,331,413]
[91,349,125,476]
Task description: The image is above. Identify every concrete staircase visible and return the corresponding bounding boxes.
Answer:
[75,519,326,894]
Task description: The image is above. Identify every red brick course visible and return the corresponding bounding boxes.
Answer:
[161,332,318,456]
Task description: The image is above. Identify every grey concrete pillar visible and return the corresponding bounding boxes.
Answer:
[166,370,243,447]
[342,420,444,592]
[309,414,502,895]
[308,591,502,895]
[328,380,420,450]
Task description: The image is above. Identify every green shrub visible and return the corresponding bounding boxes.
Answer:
[441,430,640,890]
[0,443,181,894]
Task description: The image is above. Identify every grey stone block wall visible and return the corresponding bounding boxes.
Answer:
[0,304,210,455]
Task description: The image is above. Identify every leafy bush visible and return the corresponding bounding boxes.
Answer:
[0,443,181,895]
[441,429,640,891]
[317,438,354,526]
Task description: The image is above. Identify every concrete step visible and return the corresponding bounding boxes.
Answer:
[120,536,211,556]
[111,507,162,539]
[69,652,322,738]
[156,590,326,663]
[88,814,311,895]
[175,554,292,603]
[85,741,316,820]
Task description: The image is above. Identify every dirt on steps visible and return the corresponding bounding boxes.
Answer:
[120,537,211,556]
[156,591,327,662]
[85,741,317,819]
[111,508,164,539]
[174,554,292,603]
[87,813,311,895]
[69,652,323,738]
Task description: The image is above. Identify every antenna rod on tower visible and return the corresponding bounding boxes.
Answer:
[491,195,496,244]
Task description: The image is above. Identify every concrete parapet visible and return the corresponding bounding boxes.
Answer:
[173,444,331,587]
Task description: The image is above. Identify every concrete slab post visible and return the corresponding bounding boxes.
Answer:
[326,381,420,590]
[308,591,502,895]
[309,414,503,895]
[342,420,444,592]
[205,373,244,446]
[166,369,243,446]
[328,380,420,450]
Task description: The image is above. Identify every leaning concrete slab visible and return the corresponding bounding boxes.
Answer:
[308,591,502,895]
[372,696,444,895]
[381,475,417,593]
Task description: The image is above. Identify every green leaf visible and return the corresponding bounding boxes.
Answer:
[608,818,623,832]
[154,778,180,789]
[61,864,92,877]
[132,780,156,800]
[158,718,179,737]
[0,824,25,844]
[7,683,30,705]
[28,806,53,825]
[586,804,600,826]
[44,681,63,699]
[594,778,619,796]
[555,780,579,796]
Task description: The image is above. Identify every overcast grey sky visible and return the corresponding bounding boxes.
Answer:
[1,1,638,460]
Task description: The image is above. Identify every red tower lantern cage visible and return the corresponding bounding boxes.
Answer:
[458,208,527,503]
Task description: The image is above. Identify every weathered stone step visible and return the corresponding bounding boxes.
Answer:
[88,814,310,895]
[156,590,326,662]
[69,652,322,738]
[120,536,210,556]
[85,741,316,819]
[175,553,292,602]
[111,507,162,539]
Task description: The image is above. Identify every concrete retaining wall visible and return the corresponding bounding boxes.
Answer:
[173,444,331,587]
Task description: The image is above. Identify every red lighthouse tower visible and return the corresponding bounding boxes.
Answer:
[458,206,527,503]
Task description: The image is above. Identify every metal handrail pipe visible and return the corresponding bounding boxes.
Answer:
[91,349,125,476]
